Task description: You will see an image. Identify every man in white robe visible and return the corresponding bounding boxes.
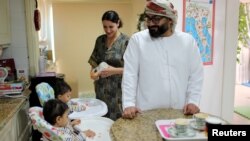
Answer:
[122,0,204,119]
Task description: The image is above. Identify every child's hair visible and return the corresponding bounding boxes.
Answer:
[54,80,72,98]
[43,99,69,125]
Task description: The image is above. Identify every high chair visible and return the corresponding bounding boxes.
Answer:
[28,106,69,141]
[36,82,55,106]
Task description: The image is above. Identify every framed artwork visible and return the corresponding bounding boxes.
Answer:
[183,0,216,65]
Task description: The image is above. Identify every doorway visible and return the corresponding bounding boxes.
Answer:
[233,0,250,124]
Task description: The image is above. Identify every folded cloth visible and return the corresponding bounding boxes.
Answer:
[93,62,109,72]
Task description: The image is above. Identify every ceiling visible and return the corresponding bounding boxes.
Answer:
[51,0,132,4]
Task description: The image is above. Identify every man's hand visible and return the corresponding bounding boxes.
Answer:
[183,103,200,115]
[122,106,141,119]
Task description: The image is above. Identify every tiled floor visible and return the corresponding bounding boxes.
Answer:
[232,84,250,124]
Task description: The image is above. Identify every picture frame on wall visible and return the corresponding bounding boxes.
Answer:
[183,0,216,65]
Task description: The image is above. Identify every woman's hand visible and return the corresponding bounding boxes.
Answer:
[100,66,124,78]
[100,66,114,78]
[90,70,100,80]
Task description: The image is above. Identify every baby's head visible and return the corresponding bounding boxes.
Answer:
[43,99,70,127]
[55,80,72,103]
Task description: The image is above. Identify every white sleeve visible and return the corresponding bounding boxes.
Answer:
[186,37,204,106]
[122,35,140,110]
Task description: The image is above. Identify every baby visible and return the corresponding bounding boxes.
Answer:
[43,99,95,140]
[54,79,86,126]
[54,80,86,112]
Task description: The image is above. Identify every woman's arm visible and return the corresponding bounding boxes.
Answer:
[100,66,123,78]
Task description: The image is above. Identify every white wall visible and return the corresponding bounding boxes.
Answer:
[52,3,133,98]
[1,0,29,78]
[191,0,227,118]
[173,0,238,122]
[221,0,239,122]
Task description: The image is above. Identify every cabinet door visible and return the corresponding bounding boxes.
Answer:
[0,0,11,45]
[0,114,17,141]
[17,100,32,140]
[0,100,32,141]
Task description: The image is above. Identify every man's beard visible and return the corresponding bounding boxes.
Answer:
[148,24,169,38]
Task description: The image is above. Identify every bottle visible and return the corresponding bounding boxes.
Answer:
[39,55,47,73]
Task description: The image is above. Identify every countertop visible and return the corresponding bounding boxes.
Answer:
[111,108,193,141]
[0,89,31,130]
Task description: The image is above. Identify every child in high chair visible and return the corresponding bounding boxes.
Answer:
[54,79,86,126]
[43,99,95,140]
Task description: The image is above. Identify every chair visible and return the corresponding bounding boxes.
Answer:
[35,82,55,106]
[28,106,82,141]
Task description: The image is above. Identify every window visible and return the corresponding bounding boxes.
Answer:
[38,0,55,63]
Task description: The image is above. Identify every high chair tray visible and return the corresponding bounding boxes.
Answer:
[69,98,108,119]
[155,119,207,141]
[75,117,114,141]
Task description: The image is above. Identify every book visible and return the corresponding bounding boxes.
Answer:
[0,82,23,95]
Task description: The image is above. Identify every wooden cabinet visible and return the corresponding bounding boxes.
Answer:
[0,99,32,141]
[0,115,16,141]
[0,0,11,45]
[17,99,32,141]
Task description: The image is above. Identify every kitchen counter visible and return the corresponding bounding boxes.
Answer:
[0,89,31,130]
[111,108,229,141]
[111,108,193,141]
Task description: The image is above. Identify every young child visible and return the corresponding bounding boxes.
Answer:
[43,99,96,140]
[54,80,86,126]
[54,79,86,112]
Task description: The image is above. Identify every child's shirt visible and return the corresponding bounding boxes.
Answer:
[57,122,86,141]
